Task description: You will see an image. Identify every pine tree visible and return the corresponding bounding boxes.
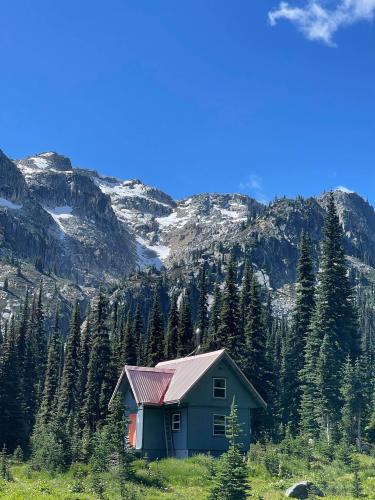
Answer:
[300,193,359,439]
[132,305,143,365]
[315,332,341,442]
[206,282,222,351]
[146,287,165,366]
[58,302,81,420]
[282,233,315,433]
[0,317,24,451]
[77,306,92,414]
[32,282,47,402]
[121,311,137,366]
[209,398,249,500]
[217,257,242,360]
[244,275,268,399]
[196,263,209,346]
[177,292,194,357]
[341,356,364,448]
[165,293,179,359]
[38,309,63,424]
[0,444,12,481]
[82,292,114,431]
[239,259,252,334]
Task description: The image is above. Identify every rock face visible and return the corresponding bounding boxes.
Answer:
[15,152,135,286]
[285,481,324,498]
[0,148,374,325]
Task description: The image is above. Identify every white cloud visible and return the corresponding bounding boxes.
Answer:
[239,175,268,203]
[268,0,375,45]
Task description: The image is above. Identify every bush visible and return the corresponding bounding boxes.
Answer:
[263,449,280,476]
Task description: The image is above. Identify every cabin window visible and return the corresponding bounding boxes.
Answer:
[213,377,226,399]
[172,412,181,432]
[213,414,227,436]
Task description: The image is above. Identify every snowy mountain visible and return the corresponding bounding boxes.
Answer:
[0,148,374,325]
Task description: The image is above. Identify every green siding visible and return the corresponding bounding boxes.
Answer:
[142,407,166,458]
[184,358,254,454]
[185,358,259,409]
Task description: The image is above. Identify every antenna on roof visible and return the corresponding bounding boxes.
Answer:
[185,328,201,358]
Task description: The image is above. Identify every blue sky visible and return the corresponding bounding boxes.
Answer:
[1,0,374,204]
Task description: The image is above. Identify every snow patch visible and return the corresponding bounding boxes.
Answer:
[0,197,23,210]
[29,157,50,169]
[136,236,170,270]
[44,206,74,237]
[336,186,354,194]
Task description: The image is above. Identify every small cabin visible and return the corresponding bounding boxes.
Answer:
[110,349,266,458]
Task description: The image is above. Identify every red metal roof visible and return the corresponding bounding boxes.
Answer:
[125,366,175,405]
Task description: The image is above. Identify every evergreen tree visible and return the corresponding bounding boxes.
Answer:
[58,302,81,420]
[146,287,165,366]
[282,233,315,433]
[300,193,359,439]
[32,282,47,402]
[341,356,364,448]
[206,282,222,351]
[82,292,114,431]
[0,317,24,450]
[121,311,137,366]
[244,275,268,399]
[165,293,179,359]
[196,263,209,346]
[77,306,92,413]
[239,259,252,334]
[217,257,242,360]
[38,309,63,424]
[132,305,144,365]
[177,292,194,357]
[209,398,249,500]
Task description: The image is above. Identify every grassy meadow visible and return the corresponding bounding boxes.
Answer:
[1,441,375,499]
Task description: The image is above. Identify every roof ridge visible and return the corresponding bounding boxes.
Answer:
[156,349,225,366]
[126,365,175,373]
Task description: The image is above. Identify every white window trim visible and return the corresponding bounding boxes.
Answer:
[213,414,227,437]
[212,377,227,399]
[172,412,181,432]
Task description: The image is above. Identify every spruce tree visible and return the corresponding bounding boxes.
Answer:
[177,292,194,357]
[300,193,359,439]
[341,356,364,448]
[32,282,47,403]
[282,233,315,433]
[244,275,268,399]
[132,305,143,365]
[146,287,165,366]
[209,398,249,500]
[165,293,179,359]
[196,263,209,346]
[82,292,114,431]
[58,302,81,420]
[121,311,137,366]
[206,282,222,351]
[217,257,242,359]
[77,306,92,413]
[0,317,24,451]
[38,309,63,424]
[239,259,252,334]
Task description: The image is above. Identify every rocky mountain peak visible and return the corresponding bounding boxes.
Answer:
[17,151,73,173]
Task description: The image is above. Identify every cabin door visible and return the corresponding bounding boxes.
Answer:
[128,413,137,447]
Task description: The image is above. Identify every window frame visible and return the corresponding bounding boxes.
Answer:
[213,414,227,437]
[212,377,227,399]
[171,412,181,432]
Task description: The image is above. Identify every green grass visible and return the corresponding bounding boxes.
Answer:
[1,446,375,499]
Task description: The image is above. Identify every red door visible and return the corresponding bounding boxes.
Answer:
[128,413,137,447]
